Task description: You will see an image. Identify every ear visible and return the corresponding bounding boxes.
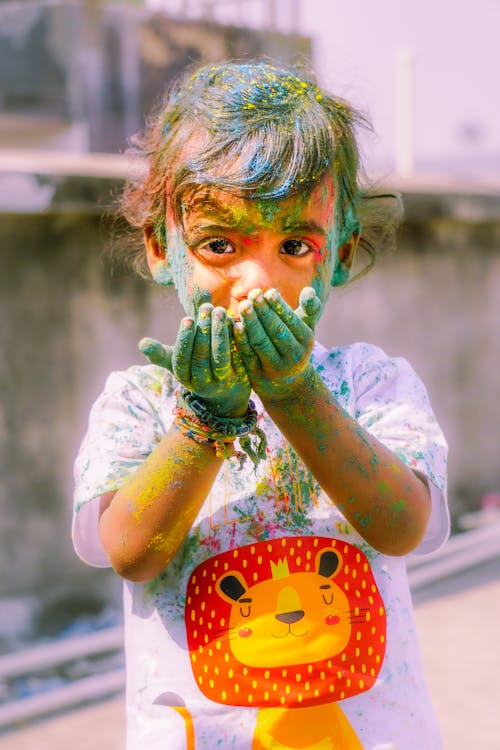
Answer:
[216,572,249,603]
[331,231,359,287]
[144,225,174,286]
[315,547,343,578]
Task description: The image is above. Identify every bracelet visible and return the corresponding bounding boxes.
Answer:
[177,389,259,437]
[173,389,267,468]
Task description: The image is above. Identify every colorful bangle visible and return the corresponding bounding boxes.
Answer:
[173,389,267,468]
[177,389,258,436]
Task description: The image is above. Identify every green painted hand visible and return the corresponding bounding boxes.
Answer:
[139,304,251,417]
[233,287,320,401]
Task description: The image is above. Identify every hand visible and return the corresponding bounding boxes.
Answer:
[295,286,323,331]
[139,304,251,417]
[233,287,321,401]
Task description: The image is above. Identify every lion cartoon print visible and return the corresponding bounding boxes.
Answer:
[183,536,386,749]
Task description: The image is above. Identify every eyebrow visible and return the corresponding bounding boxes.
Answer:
[280,219,327,236]
[184,196,240,228]
[183,195,328,238]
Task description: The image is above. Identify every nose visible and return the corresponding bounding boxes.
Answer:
[275,610,305,625]
[231,257,277,303]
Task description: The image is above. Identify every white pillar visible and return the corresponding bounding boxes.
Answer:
[395,46,416,178]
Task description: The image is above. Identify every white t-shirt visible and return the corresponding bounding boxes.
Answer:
[73,342,449,750]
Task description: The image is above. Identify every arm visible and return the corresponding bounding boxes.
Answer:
[99,304,250,582]
[99,430,223,582]
[234,289,430,556]
[264,368,430,555]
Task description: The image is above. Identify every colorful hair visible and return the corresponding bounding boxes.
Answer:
[121,59,400,278]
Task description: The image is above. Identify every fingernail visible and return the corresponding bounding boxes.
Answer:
[248,288,264,304]
[239,300,254,316]
[213,308,226,322]
[265,288,279,302]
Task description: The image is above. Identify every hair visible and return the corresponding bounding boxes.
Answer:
[119,59,402,280]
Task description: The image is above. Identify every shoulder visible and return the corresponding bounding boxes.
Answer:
[102,364,176,401]
[313,341,419,401]
[74,365,177,507]
[83,364,177,440]
[93,364,176,415]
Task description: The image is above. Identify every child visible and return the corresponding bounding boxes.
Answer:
[73,60,448,750]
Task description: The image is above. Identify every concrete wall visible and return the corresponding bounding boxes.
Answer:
[0,174,498,641]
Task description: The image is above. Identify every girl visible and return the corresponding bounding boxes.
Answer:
[73,60,448,750]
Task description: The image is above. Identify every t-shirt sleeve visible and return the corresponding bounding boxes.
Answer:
[352,344,449,555]
[72,367,172,567]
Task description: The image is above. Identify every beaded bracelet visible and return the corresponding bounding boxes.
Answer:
[173,388,267,468]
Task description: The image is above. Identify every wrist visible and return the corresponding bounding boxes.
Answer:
[174,389,267,468]
[199,393,250,417]
[262,363,319,405]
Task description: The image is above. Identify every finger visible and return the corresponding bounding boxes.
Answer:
[211,307,232,381]
[230,338,250,384]
[228,319,251,383]
[295,286,322,331]
[248,288,302,358]
[264,289,313,345]
[239,299,281,367]
[191,303,213,380]
[233,321,259,372]
[138,338,173,371]
[171,318,196,384]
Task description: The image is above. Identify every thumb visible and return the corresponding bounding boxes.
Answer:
[295,287,322,331]
[138,337,173,372]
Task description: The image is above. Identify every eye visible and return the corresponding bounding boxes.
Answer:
[199,237,235,255]
[239,604,251,618]
[322,592,334,605]
[280,239,311,257]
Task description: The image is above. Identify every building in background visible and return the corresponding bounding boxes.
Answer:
[1,0,498,180]
[0,0,309,154]
[145,0,500,182]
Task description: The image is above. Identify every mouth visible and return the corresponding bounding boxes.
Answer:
[271,627,309,639]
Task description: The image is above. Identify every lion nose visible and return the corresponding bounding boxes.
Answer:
[275,610,305,624]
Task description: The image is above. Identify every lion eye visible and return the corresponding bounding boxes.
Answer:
[322,592,334,605]
[240,604,251,617]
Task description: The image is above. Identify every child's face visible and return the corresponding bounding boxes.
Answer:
[147,174,355,319]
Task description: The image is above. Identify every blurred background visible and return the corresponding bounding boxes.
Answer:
[0,0,499,747]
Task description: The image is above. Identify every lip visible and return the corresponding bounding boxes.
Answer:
[271,627,309,639]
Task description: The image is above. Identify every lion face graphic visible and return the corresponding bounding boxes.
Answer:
[185,536,386,710]
[215,551,351,668]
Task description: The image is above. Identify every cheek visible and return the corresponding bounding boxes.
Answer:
[165,232,197,316]
[311,260,333,307]
[325,614,341,626]
[312,233,338,303]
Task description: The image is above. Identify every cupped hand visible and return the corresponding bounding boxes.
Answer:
[232,287,322,401]
[139,304,251,417]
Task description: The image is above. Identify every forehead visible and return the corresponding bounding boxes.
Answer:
[181,175,336,232]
